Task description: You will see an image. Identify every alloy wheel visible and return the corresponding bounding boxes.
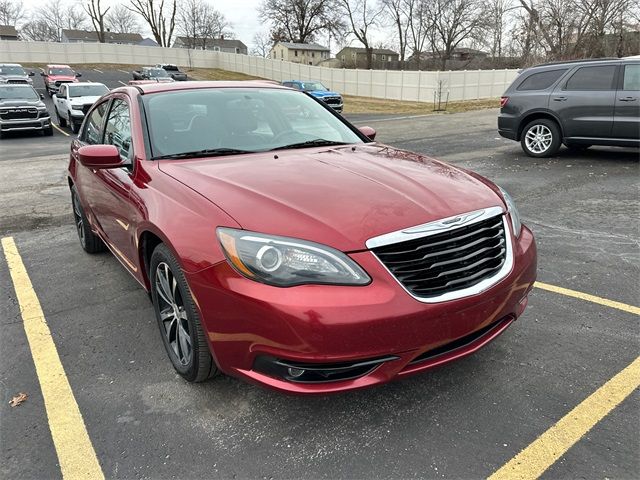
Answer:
[155,262,192,366]
[524,124,553,154]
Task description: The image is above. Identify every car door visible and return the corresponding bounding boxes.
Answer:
[551,64,619,139]
[74,96,139,273]
[55,84,67,118]
[613,63,640,140]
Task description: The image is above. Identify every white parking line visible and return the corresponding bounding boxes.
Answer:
[52,124,70,137]
[118,81,126,86]
[93,68,103,74]
[118,69,130,74]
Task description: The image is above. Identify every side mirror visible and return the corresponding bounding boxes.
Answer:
[29,71,35,77]
[75,72,82,77]
[40,93,44,100]
[78,145,124,169]
[358,126,377,141]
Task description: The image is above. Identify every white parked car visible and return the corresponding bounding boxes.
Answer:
[53,82,109,133]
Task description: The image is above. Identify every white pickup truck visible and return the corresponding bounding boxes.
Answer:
[53,82,109,133]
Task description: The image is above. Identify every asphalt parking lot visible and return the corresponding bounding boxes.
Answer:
[1,68,639,480]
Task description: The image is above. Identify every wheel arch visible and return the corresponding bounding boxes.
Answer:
[517,111,564,141]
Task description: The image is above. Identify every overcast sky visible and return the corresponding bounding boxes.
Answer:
[18,0,379,53]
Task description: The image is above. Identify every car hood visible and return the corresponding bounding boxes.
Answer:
[69,95,103,105]
[158,144,504,252]
[0,99,44,108]
[0,75,30,82]
[48,75,77,82]
[310,90,341,98]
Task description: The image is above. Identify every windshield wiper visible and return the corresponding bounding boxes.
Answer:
[271,139,348,151]
[152,148,254,160]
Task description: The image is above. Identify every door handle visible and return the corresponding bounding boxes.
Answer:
[619,97,637,102]
[552,96,567,102]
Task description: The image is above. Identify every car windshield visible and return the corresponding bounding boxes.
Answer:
[68,84,109,97]
[0,66,26,76]
[0,86,39,100]
[148,68,170,77]
[302,82,328,91]
[144,88,363,159]
[162,65,179,71]
[49,68,74,76]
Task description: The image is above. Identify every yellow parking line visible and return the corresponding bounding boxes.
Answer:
[52,123,70,137]
[1,237,104,479]
[535,281,640,316]
[489,355,640,480]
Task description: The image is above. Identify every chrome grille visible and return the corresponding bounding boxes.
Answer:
[0,107,38,120]
[371,213,509,300]
[7,79,28,84]
[323,96,341,105]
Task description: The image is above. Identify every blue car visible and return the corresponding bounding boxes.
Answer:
[282,80,344,112]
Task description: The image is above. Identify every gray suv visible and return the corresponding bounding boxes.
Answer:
[498,57,639,157]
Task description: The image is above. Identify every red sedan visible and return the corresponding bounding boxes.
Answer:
[68,81,537,394]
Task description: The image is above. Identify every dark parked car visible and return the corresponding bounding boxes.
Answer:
[132,67,174,82]
[68,81,536,394]
[0,84,52,138]
[155,64,188,81]
[499,57,640,157]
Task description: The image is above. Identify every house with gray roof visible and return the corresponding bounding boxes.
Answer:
[61,29,144,45]
[173,36,247,54]
[0,25,19,41]
[270,42,330,66]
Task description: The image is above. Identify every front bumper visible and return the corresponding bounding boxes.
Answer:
[0,116,51,132]
[186,225,537,394]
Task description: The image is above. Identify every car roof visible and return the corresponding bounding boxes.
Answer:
[120,80,290,95]
[67,82,107,87]
[47,64,73,68]
[0,63,23,67]
[525,57,621,73]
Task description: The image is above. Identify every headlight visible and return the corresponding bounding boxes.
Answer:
[498,186,522,237]
[217,228,370,287]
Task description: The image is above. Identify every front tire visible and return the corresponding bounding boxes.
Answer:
[57,107,67,127]
[150,244,218,383]
[71,186,105,253]
[71,119,80,134]
[521,119,561,158]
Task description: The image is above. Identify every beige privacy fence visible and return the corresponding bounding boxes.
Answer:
[1,40,519,102]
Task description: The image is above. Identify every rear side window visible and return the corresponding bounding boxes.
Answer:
[517,69,567,91]
[622,65,640,90]
[82,101,108,145]
[565,65,617,90]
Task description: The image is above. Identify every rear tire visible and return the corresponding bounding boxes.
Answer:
[71,185,106,253]
[520,119,561,158]
[71,119,80,134]
[150,244,218,383]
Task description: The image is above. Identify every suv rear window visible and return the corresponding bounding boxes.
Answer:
[565,65,617,90]
[517,69,567,91]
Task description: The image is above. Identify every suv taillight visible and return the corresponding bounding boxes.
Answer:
[500,96,509,108]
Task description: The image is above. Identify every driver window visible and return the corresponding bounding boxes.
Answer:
[104,99,133,164]
[81,101,108,145]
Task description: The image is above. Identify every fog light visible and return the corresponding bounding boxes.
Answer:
[287,367,305,378]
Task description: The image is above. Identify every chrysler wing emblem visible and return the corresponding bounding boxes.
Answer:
[401,210,485,234]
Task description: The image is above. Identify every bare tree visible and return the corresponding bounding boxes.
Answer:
[127,0,177,47]
[106,4,142,34]
[381,0,408,61]
[83,0,110,42]
[0,0,24,26]
[426,0,486,70]
[178,0,231,49]
[21,0,88,42]
[405,0,431,69]
[259,0,344,43]
[251,31,273,56]
[337,0,384,69]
